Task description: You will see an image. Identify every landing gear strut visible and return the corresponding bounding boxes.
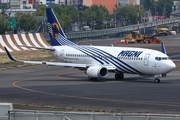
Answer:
[115,73,124,80]
[154,78,160,83]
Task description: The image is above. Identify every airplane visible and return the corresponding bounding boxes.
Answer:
[4,8,176,83]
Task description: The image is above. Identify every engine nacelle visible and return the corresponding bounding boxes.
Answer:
[86,66,108,78]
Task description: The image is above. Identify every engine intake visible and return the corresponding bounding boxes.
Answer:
[86,66,108,78]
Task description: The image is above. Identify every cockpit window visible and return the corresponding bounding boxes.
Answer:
[155,57,170,61]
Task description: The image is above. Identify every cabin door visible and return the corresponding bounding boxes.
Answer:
[144,54,150,66]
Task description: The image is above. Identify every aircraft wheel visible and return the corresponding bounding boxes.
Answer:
[115,73,124,80]
[154,78,160,83]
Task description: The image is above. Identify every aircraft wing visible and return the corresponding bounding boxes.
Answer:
[15,45,55,51]
[4,47,116,70]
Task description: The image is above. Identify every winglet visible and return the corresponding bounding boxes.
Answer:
[4,47,16,61]
[161,42,167,55]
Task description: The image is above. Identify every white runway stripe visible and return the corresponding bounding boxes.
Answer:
[14,34,29,50]
[36,33,49,47]
[0,36,12,52]
[29,33,41,47]
[0,33,50,52]
[21,34,36,50]
[5,35,20,51]
[0,48,4,52]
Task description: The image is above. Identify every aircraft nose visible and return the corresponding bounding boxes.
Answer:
[167,61,176,72]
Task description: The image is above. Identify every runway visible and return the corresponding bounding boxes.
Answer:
[0,34,180,114]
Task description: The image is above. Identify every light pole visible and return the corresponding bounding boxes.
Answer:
[143,12,145,33]
[155,3,156,20]
[137,5,140,33]
[114,11,116,27]
[91,13,92,30]
[125,13,127,24]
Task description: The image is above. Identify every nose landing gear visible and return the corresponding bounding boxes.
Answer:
[154,74,162,83]
[154,78,160,83]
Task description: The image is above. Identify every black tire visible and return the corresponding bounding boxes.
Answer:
[115,73,124,80]
[154,78,160,83]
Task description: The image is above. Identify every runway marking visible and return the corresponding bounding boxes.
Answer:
[56,71,81,79]
[12,72,180,108]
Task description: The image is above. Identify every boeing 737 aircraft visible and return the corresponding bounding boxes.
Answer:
[4,8,176,83]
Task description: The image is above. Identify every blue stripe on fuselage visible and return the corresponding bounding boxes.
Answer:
[70,46,142,74]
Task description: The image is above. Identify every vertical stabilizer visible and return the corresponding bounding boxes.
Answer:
[46,8,77,46]
[161,42,167,54]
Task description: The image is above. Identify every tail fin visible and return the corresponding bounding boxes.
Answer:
[46,8,77,46]
[161,42,167,55]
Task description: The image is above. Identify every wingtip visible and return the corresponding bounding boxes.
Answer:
[4,47,16,61]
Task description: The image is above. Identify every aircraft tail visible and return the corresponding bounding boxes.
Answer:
[161,42,167,55]
[46,8,77,46]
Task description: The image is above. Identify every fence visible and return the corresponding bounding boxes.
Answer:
[66,17,180,39]
[8,109,180,120]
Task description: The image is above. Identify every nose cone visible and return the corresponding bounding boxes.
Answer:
[166,61,176,73]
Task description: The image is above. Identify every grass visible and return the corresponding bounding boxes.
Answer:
[0,50,56,71]
[13,103,118,113]
[0,50,52,63]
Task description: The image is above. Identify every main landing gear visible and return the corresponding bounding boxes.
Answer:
[115,73,124,80]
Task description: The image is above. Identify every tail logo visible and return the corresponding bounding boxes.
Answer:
[50,22,60,38]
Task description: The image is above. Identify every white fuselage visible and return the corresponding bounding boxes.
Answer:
[50,45,176,76]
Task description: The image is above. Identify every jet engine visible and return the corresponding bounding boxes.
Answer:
[86,66,108,78]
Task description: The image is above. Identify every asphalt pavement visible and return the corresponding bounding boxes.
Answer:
[0,34,180,114]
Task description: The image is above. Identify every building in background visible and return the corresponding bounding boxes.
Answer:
[118,0,128,6]
[118,0,140,6]
[83,0,91,7]
[83,0,141,13]
[39,0,83,9]
[93,0,117,13]
[83,0,118,13]
[129,0,136,5]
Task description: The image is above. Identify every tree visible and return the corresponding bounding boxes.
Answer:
[156,0,173,17]
[82,4,110,29]
[143,0,155,13]
[143,0,173,17]
[114,4,142,25]
[19,13,37,32]
[34,5,47,16]
[0,16,8,34]
[82,6,96,26]
[51,4,79,30]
